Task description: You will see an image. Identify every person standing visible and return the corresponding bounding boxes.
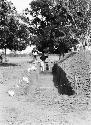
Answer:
[32,47,42,61]
[32,48,38,61]
[40,53,48,72]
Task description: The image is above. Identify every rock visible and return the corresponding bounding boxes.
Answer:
[22,77,29,83]
[28,64,37,72]
[16,84,19,88]
[8,90,15,97]
[28,68,30,72]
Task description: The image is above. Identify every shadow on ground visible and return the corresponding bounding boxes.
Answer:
[52,63,75,96]
[0,63,19,67]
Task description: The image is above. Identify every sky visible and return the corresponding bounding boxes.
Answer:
[8,0,33,13]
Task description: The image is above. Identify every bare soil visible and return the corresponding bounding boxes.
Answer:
[0,54,91,125]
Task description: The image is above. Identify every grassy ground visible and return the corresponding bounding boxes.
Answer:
[0,53,91,125]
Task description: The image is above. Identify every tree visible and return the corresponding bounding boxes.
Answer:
[26,0,91,55]
[66,0,91,46]
[0,0,30,56]
[25,0,77,55]
[0,0,16,55]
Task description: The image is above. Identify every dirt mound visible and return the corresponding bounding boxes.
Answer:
[54,50,91,95]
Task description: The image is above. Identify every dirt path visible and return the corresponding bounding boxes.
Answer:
[0,56,91,125]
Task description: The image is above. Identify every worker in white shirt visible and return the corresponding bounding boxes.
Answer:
[40,53,48,72]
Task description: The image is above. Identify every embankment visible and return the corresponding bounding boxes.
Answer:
[52,50,91,95]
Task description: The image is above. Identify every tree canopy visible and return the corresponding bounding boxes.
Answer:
[0,0,30,55]
[25,0,91,54]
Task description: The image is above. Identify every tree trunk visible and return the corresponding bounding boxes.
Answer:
[5,48,6,56]
[5,48,7,62]
[59,54,61,60]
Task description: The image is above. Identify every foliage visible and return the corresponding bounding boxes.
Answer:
[25,0,91,54]
[65,0,91,45]
[0,0,30,54]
